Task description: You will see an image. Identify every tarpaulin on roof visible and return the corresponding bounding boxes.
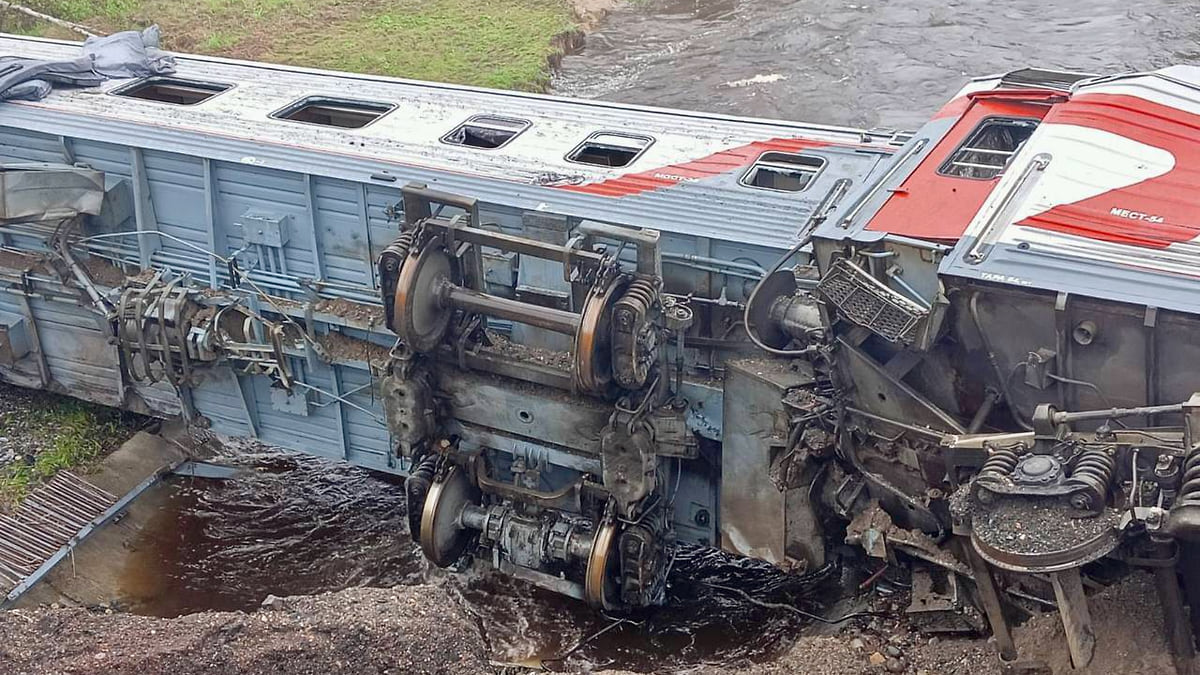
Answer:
[0,25,175,102]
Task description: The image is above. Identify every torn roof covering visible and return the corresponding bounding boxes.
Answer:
[938,66,1200,314]
[0,26,174,101]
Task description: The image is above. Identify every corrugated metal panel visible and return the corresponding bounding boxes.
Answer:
[0,127,61,163]
[26,297,121,406]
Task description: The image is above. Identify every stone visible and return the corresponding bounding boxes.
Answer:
[260,594,289,611]
[869,652,887,666]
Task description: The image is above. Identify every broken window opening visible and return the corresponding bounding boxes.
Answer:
[740,152,826,192]
[270,96,395,129]
[566,132,654,167]
[441,115,531,149]
[938,117,1040,180]
[111,77,232,106]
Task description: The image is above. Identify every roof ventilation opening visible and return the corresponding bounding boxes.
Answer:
[112,77,231,105]
[740,152,826,192]
[939,117,1039,179]
[271,96,395,129]
[442,115,531,149]
[567,132,654,167]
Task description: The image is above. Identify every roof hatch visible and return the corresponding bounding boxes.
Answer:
[270,96,395,129]
[111,77,232,106]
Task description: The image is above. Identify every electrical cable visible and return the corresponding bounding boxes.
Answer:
[290,381,388,425]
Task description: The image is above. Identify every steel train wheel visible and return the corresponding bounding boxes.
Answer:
[584,521,621,610]
[574,279,627,395]
[419,465,476,567]
[393,244,454,353]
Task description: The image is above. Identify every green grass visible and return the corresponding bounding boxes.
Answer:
[271,0,576,91]
[30,0,139,23]
[5,22,48,37]
[11,0,581,91]
[200,30,239,50]
[0,396,131,508]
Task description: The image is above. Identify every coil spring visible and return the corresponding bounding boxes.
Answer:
[382,230,416,271]
[979,446,1020,481]
[405,453,439,538]
[380,230,418,334]
[1179,448,1200,507]
[1069,446,1116,499]
[620,278,658,313]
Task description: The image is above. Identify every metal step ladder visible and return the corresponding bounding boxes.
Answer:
[0,471,117,600]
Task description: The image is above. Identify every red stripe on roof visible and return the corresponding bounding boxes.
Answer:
[554,137,834,197]
[864,96,1054,240]
[1016,92,1200,249]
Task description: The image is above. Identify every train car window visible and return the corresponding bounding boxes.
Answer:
[111,77,232,105]
[938,117,1040,179]
[270,96,395,129]
[566,132,654,167]
[740,152,825,192]
[441,115,531,149]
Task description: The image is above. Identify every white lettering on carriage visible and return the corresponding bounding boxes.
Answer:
[1110,207,1165,224]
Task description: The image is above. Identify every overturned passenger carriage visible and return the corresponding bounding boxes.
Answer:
[3,33,1200,669]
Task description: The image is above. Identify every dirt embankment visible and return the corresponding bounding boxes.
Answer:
[682,571,1177,675]
[2,571,1180,675]
[570,0,624,30]
[0,585,487,675]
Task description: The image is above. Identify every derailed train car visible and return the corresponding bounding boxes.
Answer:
[1,32,1199,670]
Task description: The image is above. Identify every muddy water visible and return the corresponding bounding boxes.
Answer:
[554,0,1200,129]
[119,449,841,671]
[119,452,421,619]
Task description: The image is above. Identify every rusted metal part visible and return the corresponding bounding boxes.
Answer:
[962,539,1018,662]
[906,562,986,634]
[1049,568,1096,669]
[847,501,970,577]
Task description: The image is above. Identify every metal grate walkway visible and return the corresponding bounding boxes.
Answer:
[0,471,117,594]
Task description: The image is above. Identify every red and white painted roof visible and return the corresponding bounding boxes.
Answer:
[940,66,1200,311]
[862,87,1061,241]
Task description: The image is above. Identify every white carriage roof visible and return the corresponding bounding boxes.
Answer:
[0,34,895,186]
